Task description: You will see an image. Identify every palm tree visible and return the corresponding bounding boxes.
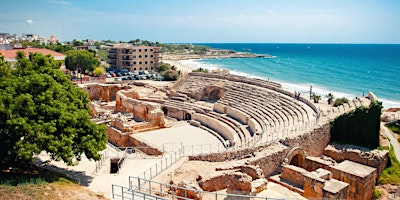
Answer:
[312,93,321,103]
[326,93,334,104]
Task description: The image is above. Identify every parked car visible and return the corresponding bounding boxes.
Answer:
[114,77,122,81]
[116,72,122,77]
[128,76,136,80]
[106,73,111,78]
[122,77,129,81]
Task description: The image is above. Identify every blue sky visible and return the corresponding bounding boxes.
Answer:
[1,0,399,43]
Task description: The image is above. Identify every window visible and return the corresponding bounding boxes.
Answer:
[151,67,154,70]
[139,49,142,52]
[150,49,153,52]
[145,49,148,52]
[145,61,148,64]
[139,55,142,58]
[151,61,154,64]
[133,56,136,58]
[139,62,142,64]
[145,67,148,70]
[145,55,148,58]
[139,68,142,70]
[133,49,136,52]
[133,62,136,65]
[150,55,154,58]
[134,68,137,70]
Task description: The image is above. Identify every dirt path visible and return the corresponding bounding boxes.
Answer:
[382,123,400,161]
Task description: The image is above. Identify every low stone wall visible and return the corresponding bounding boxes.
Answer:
[192,113,238,145]
[304,156,377,200]
[226,106,249,125]
[281,165,307,187]
[107,125,162,156]
[323,144,388,177]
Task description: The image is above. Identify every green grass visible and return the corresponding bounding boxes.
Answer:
[373,188,383,199]
[386,123,400,134]
[0,165,75,186]
[377,144,400,185]
[386,123,400,144]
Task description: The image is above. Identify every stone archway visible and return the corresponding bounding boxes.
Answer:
[162,107,168,115]
[208,88,224,100]
[185,113,191,120]
[284,147,306,168]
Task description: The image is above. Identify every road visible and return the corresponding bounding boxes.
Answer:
[382,123,400,161]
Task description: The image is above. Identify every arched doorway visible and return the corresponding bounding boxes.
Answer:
[185,113,191,120]
[208,88,224,101]
[289,154,304,168]
[162,107,168,115]
[284,147,306,168]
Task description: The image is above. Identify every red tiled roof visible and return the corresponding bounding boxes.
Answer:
[0,48,66,60]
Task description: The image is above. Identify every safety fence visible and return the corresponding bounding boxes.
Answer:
[121,176,285,200]
[112,184,168,200]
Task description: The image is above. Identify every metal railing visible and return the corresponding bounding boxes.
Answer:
[92,149,109,175]
[125,176,285,200]
[135,150,184,182]
[112,184,168,200]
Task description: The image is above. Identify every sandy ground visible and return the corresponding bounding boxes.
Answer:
[162,60,194,75]
[134,123,224,152]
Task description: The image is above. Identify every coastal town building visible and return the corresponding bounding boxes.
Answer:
[0,48,66,67]
[48,34,59,44]
[107,44,161,72]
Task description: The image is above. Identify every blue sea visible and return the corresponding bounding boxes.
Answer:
[185,43,400,108]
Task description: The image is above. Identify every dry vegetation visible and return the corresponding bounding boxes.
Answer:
[0,166,107,200]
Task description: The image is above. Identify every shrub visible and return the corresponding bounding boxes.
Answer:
[373,188,383,199]
[162,70,178,81]
[156,62,172,73]
[330,101,382,149]
[333,97,349,107]
[93,67,105,76]
[378,144,400,185]
[192,68,209,73]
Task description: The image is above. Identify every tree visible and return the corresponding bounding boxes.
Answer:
[312,93,321,103]
[72,39,84,47]
[156,62,172,73]
[65,50,99,73]
[0,52,107,169]
[326,93,334,104]
[46,43,74,54]
[93,66,105,76]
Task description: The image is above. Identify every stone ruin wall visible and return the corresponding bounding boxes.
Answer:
[189,122,331,177]
[323,145,388,178]
[303,157,377,200]
[107,125,162,156]
[82,83,124,102]
[116,90,166,127]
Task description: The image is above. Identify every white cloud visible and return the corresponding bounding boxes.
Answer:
[48,0,70,5]
[26,19,34,25]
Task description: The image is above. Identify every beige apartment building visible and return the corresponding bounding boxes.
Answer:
[108,44,161,72]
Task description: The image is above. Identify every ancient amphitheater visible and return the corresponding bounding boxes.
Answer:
[83,71,388,200]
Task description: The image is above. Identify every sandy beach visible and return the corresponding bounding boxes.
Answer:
[162,59,195,75]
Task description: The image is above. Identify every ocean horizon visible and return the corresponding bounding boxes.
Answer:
[187,43,400,108]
